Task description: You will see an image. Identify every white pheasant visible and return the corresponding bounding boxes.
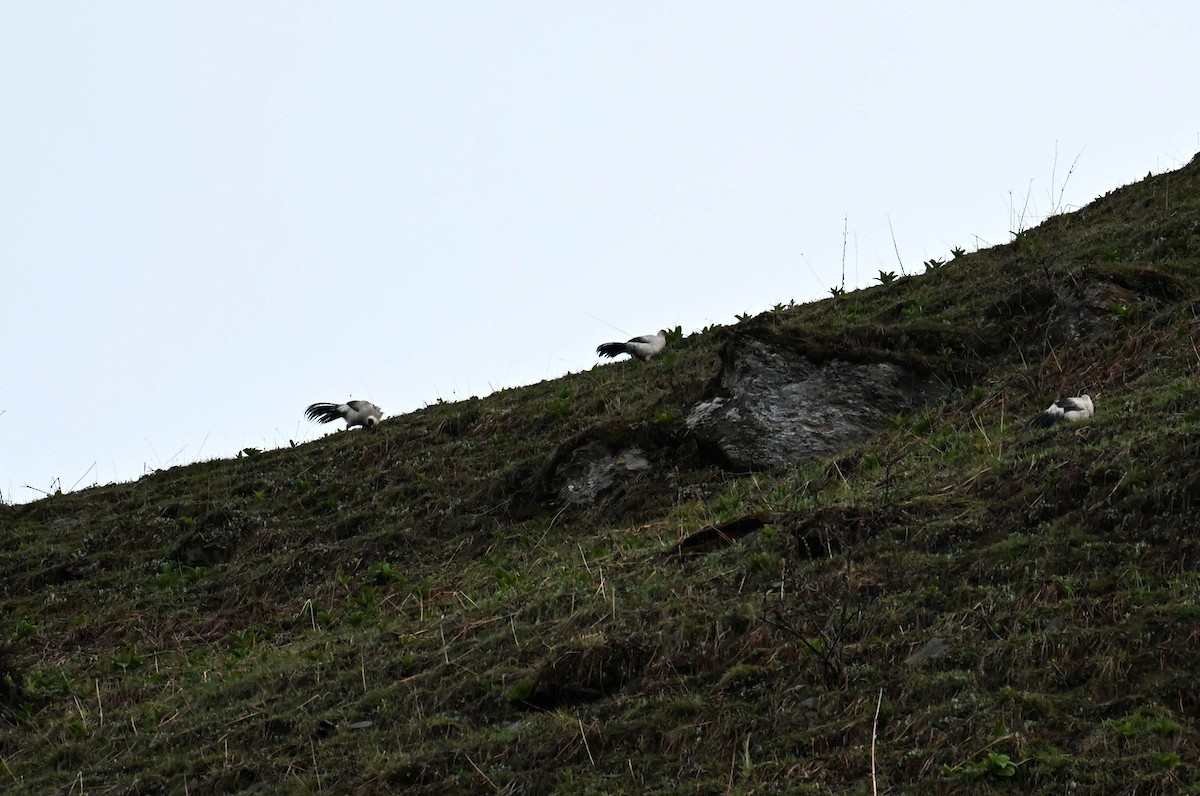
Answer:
[1030,394,1094,428]
[305,400,384,430]
[596,330,669,362]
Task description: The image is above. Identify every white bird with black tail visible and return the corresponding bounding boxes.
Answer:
[596,330,669,362]
[1030,394,1094,428]
[305,400,384,430]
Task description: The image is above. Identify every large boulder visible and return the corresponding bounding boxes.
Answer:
[686,336,941,470]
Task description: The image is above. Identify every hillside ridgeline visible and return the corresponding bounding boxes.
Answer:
[3,155,1200,794]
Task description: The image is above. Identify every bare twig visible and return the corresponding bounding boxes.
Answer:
[70,463,97,493]
[871,688,883,795]
[841,215,849,292]
[579,717,596,766]
[310,740,322,792]
[887,216,905,276]
[799,252,825,289]
[1048,141,1060,213]
[1,753,20,787]
[464,754,498,790]
[1019,178,1034,233]
[1009,179,1036,238]
[1051,143,1085,216]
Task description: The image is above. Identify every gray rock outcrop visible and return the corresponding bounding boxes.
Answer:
[686,336,942,470]
[557,444,651,505]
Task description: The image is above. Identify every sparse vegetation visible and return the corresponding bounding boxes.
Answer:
[3,155,1200,793]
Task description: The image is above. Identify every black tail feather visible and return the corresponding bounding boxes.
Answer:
[305,402,342,424]
[1029,412,1058,429]
[597,342,628,358]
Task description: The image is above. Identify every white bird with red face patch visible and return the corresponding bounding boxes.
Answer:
[596,330,669,362]
[305,400,384,430]
[1030,394,1094,428]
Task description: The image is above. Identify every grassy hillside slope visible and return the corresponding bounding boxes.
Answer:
[4,155,1200,795]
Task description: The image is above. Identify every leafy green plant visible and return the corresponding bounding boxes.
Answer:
[494,566,521,590]
[946,750,1019,779]
[714,492,742,516]
[1154,752,1182,770]
[1110,710,1179,738]
[745,551,777,574]
[228,628,265,659]
[11,619,37,642]
[351,584,379,612]
[547,397,572,420]
[155,562,205,589]
[110,649,144,672]
[982,751,1018,777]
[503,680,535,704]
[364,561,405,584]
[923,257,946,272]
[876,270,898,284]
[23,669,57,697]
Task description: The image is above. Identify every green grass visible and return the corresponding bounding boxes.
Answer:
[3,157,1200,793]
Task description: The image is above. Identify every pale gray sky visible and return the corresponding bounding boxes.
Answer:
[2,2,1197,502]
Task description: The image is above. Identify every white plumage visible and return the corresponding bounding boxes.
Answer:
[305,400,384,430]
[596,330,669,362]
[1030,394,1094,428]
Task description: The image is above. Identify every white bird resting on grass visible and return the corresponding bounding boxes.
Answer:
[304,400,384,430]
[1030,394,1094,428]
[596,330,669,362]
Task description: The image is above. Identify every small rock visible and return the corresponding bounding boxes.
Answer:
[558,445,650,505]
[904,637,949,665]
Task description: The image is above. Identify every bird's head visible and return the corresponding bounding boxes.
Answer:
[365,416,379,430]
